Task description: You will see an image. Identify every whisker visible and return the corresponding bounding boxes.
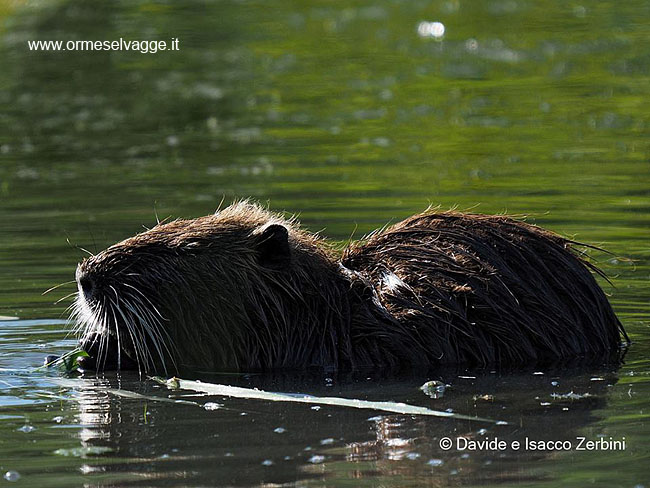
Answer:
[43,280,76,296]
[54,291,78,305]
[124,299,168,376]
[122,283,166,320]
[128,294,177,374]
[109,295,143,377]
[66,236,95,257]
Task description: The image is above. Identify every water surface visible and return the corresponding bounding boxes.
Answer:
[0,0,649,486]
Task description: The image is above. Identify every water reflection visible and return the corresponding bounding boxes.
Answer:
[63,365,621,486]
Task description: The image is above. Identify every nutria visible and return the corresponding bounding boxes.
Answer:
[70,201,628,374]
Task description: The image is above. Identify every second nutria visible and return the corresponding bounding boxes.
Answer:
[71,202,628,374]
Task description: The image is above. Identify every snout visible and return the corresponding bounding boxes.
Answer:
[75,265,97,302]
[72,256,174,374]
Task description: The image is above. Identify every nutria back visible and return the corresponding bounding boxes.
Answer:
[71,202,628,374]
[341,212,627,367]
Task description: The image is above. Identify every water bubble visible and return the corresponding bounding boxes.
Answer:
[427,459,444,467]
[320,438,335,445]
[417,21,445,39]
[17,425,35,433]
[274,427,286,434]
[465,38,479,51]
[203,402,222,411]
[261,459,273,466]
[309,455,325,464]
[4,471,20,482]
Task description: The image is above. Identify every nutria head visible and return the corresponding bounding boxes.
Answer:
[72,202,350,374]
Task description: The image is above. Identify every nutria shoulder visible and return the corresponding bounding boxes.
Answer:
[72,202,628,374]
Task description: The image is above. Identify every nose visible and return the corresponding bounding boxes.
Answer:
[79,275,94,299]
[76,268,96,301]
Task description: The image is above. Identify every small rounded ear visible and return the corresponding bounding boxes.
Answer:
[256,224,291,269]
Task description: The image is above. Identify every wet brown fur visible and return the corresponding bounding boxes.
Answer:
[74,201,628,374]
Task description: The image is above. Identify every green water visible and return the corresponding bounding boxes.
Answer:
[0,0,649,486]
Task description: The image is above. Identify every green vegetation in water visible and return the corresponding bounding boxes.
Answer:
[40,349,88,375]
[420,380,449,399]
